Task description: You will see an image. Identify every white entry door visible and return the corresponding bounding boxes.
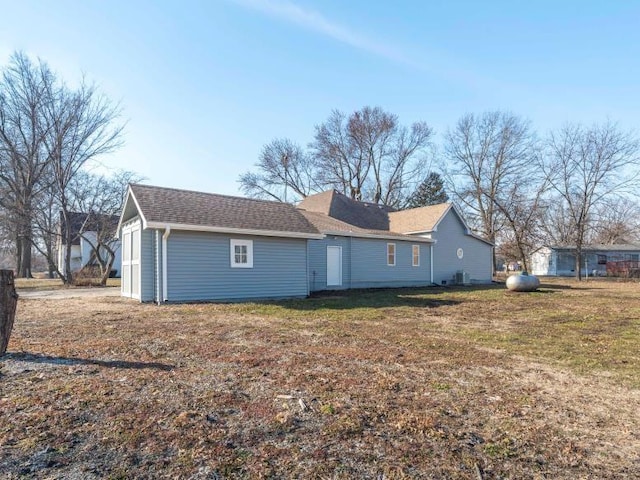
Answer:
[327,246,342,286]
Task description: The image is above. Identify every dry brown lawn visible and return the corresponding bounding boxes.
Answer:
[1,278,639,479]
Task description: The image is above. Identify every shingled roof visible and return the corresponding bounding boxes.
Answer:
[297,190,395,230]
[388,203,452,234]
[124,184,321,238]
[299,210,432,243]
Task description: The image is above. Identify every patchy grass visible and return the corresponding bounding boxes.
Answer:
[14,278,66,290]
[1,279,639,478]
[14,277,121,290]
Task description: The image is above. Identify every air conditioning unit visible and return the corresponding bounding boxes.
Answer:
[455,271,470,285]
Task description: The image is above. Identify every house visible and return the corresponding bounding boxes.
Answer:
[388,203,494,285]
[299,210,434,291]
[296,190,436,291]
[57,211,122,277]
[299,190,494,287]
[118,185,494,303]
[118,184,323,302]
[531,244,640,277]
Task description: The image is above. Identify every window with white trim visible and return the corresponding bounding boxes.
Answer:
[387,243,396,266]
[230,239,253,268]
[412,245,420,266]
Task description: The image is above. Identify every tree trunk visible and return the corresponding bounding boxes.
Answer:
[18,240,32,278]
[0,270,19,355]
[575,249,583,281]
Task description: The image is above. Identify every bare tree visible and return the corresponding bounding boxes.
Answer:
[591,197,640,245]
[32,183,60,278]
[238,138,318,202]
[312,106,433,207]
[490,179,548,272]
[43,79,124,284]
[444,111,538,269]
[540,196,579,246]
[69,170,142,285]
[542,122,640,280]
[0,52,54,277]
[240,107,433,207]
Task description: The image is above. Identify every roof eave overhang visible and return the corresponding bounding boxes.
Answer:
[145,221,324,239]
[321,230,434,243]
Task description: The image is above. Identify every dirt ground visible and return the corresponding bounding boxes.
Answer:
[1,280,639,478]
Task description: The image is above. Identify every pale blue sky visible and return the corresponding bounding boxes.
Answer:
[1,0,638,195]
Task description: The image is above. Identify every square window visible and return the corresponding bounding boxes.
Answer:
[230,239,253,268]
[387,243,396,266]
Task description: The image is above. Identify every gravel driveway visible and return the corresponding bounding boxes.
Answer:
[17,287,121,300]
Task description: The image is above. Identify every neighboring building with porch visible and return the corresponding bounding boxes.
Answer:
[530,244,640,277]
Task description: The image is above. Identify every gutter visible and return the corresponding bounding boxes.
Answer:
[145,221,323,240]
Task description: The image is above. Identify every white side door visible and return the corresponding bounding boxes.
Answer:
[326,246,342,287]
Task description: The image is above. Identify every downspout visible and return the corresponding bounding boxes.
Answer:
[430,242,434,285]
[155,230,161,305]
[305,240,310,297]
[162,226,171,302]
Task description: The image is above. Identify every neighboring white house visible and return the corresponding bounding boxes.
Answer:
[57,211,122,278]
[530,244,640,276]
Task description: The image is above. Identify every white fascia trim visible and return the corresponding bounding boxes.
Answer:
[402,229,435,236]
[322,230,434,243]
[146,221,323,239]
[428,204,453,232]
[468,232,494,246]
[116,188,149,234]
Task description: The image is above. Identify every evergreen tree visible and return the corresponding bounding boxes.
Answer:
[406,172,449,208]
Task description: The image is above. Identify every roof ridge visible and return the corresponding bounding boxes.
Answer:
[392,202,451,213]
[130,183,294,207]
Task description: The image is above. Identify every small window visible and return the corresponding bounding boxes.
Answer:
[412,245,420,267]
[597,254,607,265]
[230,239,253,268]
[387,243,396,266]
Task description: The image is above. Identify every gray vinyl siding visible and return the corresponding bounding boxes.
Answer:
[428,211,493,284]
[308,236,432,291]
[308,237,351,291]
[141,228,155,302]
[165,231,308,301]
[350,238,432,288]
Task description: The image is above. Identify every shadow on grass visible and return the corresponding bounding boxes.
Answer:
[259,285,508,311]
[2,352,175,371]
